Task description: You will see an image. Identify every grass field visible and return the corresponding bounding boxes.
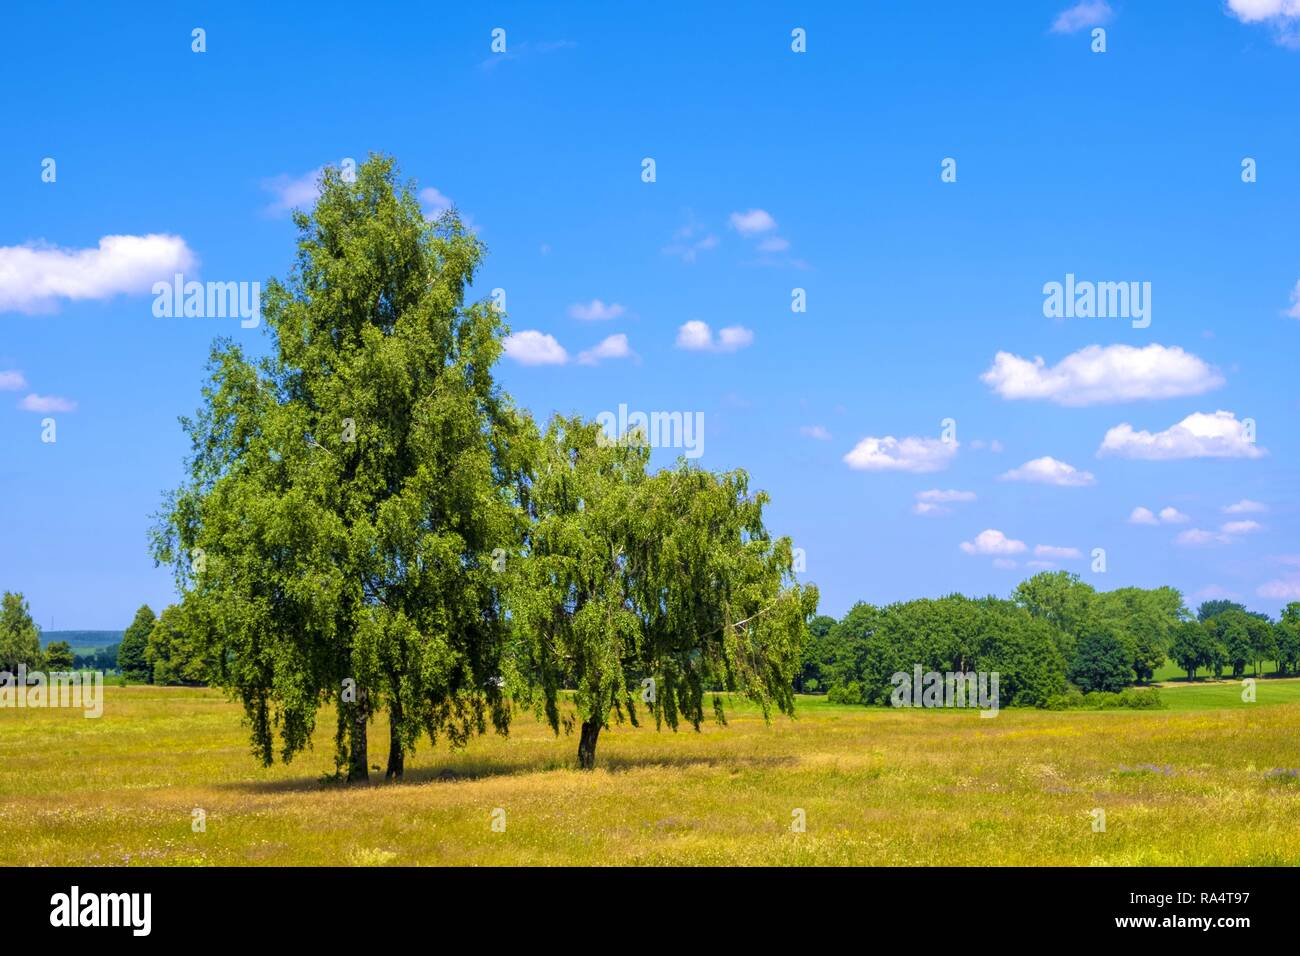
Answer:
[3,683,1299,866]
[1153,658,1284,683]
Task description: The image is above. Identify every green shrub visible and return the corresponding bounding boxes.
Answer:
[827,682,863,705]
[1044,686,1163,710]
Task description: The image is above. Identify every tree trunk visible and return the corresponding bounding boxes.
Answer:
[347,687,369,783]
[386,701,404,780]
[577,719,601,770]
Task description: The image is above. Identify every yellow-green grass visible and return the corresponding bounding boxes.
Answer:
[2,686,1299,866]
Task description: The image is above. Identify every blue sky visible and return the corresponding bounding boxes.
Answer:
[2,0,1298,629]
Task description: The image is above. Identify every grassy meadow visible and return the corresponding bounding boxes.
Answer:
[3,681,1299,866]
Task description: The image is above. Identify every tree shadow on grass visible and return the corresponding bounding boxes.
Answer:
[213,751,798,795]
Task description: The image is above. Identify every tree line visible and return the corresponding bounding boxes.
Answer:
[797,570,1300,706]
[0,592,191,681]
[148,155,815,779]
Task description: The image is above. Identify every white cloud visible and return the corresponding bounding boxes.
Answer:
[980,344,1223,406]
[1051,0,1113,33]
[0,370,27,391]
[1258,575,1300,600]
[1224,499,1267,514]
[568,299,626,321]
[20,393,77,413]
[961,529,1027,556]
[419,186,453,217]
[1000,456,1096,487]
[1098,411,1266,460]
[1191,584,1241,601]
[913,490,975,517]
[675,321,754,353]
[676,320,713,351]
[917,489,976,503]
[1130,505,1186,525]
[261,167,325,215]
[1226,0,1300,47]
[758,237,790,253]
[419,187,476,231]
[843,436,957,473]
[728,209,777,236]
[1287,280,1300,318]
[576,333,633,366]
[1129,506,1158,525]
[1176,528,1230,547]
[1158,506,1190,524]
[502,330,568,366]
[0,235,196,313]
[1174,521,1260,546]
[662,224,719,263]
[717,326,754,351]
[1035,544,1082,559]
[800,425,832,441]
[1229,0,1300,22]
[1221,519,1263,535]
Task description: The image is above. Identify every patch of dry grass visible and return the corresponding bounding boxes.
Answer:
[2,687,1298,865]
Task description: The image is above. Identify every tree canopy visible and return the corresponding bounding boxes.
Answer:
[507,416,817,768]
[117,605,156,682]
[0,593,42,672]
[153,155,530,780]
[153,154,816,777]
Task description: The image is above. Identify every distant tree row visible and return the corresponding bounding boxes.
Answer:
[117,604,210,685]
[0,590,200,681]
[1170,600,1300,681]
[798,571,1300,705]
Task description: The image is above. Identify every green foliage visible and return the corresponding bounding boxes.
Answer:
[1197,599,1246,622]
[1246,614,1277,677]
[826,682,862,705]
[1170,620,1215,681]
[507,415,817,768]
[145,605,210,685]
[117,605,156,683]
[1205,610,1254,678]
[1093,585,1185,683]
[1277,604,1300,675]
[0,592,42,672]
[152,155,527,781]
[43,641,75,671]
[821,601,880,695]
[794,614,837,692]
[1067,629,1133,693]
[821,595,1065,707]
[74,644,119,671]
[1013,572,1184,685]
[1012,571,1094,662]
[1044,687,1164,710]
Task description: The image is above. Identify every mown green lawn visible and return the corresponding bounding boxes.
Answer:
[2,686,1298,866]
[1155,676,1300,711]
[1153,657,1286,682]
